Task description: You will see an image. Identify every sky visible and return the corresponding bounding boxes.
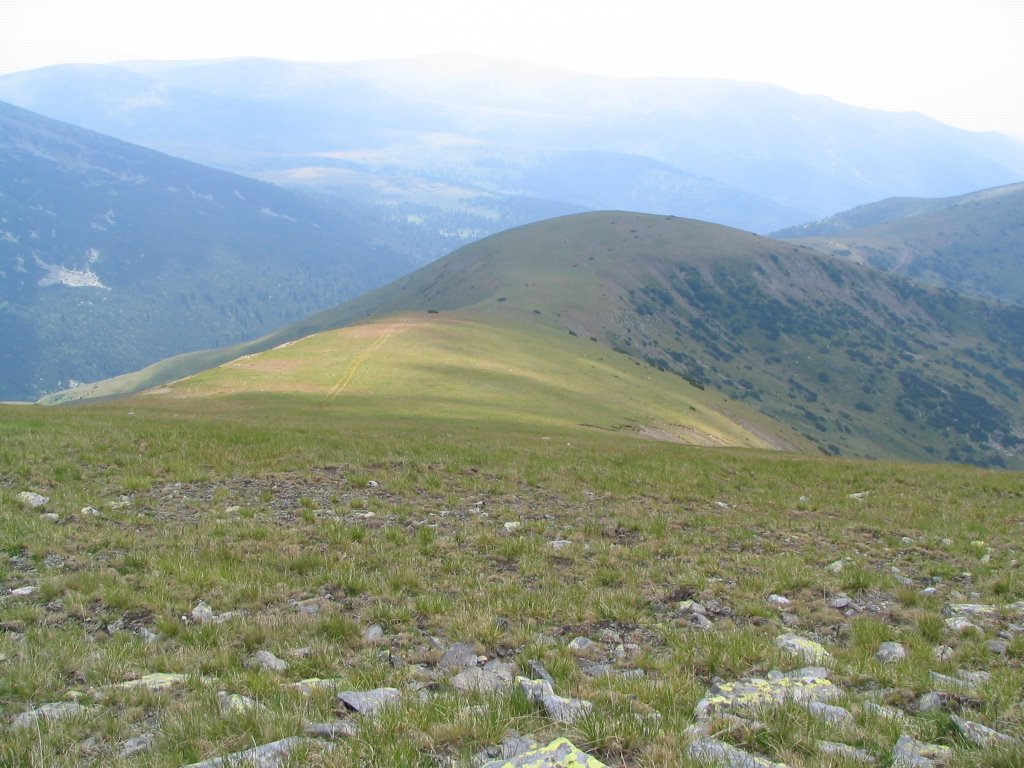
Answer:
[1,0,1022,138]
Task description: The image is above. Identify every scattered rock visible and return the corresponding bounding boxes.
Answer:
[767,594,790,606]
[694,670,838,719]
[804,701,854,726]
[943,616,981,634]
[217,690,261,715]
[40,512,60,522]
[120,732,156,757]
[541,692,593,723]
[503,521,521,532]
[246,650,288,673]
[568,636,594,653]
[861,701,909,721]
[287,678,344,695]
[827,559,845,573]
[679,599,707,614]
[687,737,788,767]
[9,585,36,597]
[891,734,952,767]
[688,612,714,630]
[337,687,402,715]
[950,714,1014,747]
[875,641,907,663]
[549,539,572,550]
[517,676,554,705]
[478,737,606,768]
[12,701,85,729]
[363,624,385,643]
[182,736,307,768]
[439,642,479,670]
[451,667,511,695]
[105,672,188,693]
[526,660,555,686]
[303,720,358,740]
[932,645,954,662]
[17,491,49,508]
[985,639,1009,655]
[827,595,851,609]
[775,633,831,664]
[916,692,943,713]
[816,741,874,764]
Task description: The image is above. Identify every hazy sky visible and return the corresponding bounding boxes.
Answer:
[2,0,1022,138]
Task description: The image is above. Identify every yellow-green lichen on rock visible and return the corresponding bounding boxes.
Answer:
[694,673,838,719]
[478,737,607,768]
[775,633,831,664]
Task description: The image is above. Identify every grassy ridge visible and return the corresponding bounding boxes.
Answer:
[1,399,1022,766]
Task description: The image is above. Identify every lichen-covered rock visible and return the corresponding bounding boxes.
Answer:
[246,650,288,673]
[541,693,593,723]
[687,737,789,767]
[217,690,261,715]
[775,633,831,663]
[287,677,344,695]
[477,737,607,767]
[891,734,952,767]
[694,671,838,719]
[517,676,554,704]
[875,641,907,663]
[105,672,188,692]
[452,667,512,694]
[951,714,1014,747]
[17,491,49,508]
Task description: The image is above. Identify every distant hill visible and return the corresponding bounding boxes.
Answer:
[775,182,1024,306]
[51,212,1024,470]
[0,100,417,401]
[4,56,1024,234]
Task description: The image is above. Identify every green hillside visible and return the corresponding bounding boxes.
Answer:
[143,312,809,453]
[49,212,1024,468]
[776,182,1024,305]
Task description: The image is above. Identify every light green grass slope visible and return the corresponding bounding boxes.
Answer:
[146,311,810,452]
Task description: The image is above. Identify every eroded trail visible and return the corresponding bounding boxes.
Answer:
[326,319,411,400]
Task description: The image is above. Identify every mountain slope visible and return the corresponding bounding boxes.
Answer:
[0,100,414,401]
[140,312,809,452]
[51,212,1024,469]
[4,57,1024,234]
[774,182,1024,305]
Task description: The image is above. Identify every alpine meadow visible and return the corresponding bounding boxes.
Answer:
[1,50,1023,768]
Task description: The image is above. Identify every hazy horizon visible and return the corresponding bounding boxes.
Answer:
[2,0,1022,139]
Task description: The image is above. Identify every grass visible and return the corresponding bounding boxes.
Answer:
[1,395,1022,766]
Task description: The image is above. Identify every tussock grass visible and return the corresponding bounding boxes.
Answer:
[0,398,1022,765]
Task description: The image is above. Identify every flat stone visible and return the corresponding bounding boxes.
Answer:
[862,701,909,721]
[17,491,49,508]
[337,687,401,715]
[452,667,511,694]
[687,737,788,767]
[956,668,990,686]
[217,690,261,715]
[182,736,306,768]
[891,734,952,767]
[943,603,997,618]
[767,594,791,606]
[541,693,593,723]
[303,720,358,740]
[527,660,555,686]
[804,701,854,726]
[679,599,708,614]
[120,732,156,757]
[40,513,59,522]
[568,636,594,653]
[246,650,288,673]
[478,737,606,767]
[10,585,36,597]
[694,672,838,719]
[775,633,831,664]
[439,642,479,670]
[549,540,572,550]
[12,701,84,729]
[363,624,385,643]
[943,617,981,633]
[828,596,852,609]
[875,641,907,663]
[106,672,188,692]
[816,741,874,764]
[951,714,1014,747]
[287,677,344,695]
[689,613,714,630]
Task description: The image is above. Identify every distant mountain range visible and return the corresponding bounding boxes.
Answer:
[52,212,1024,470]
[2,55,1023,237]
[776,182,1024,306]
[0,100,420,401]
